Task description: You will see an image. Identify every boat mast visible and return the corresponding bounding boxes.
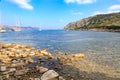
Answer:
[15,14,21,28]
[18,17,21,28]
[0,0,3,28]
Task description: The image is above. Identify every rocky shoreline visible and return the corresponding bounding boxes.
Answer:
[0,42,85,80]
[0,42,120,80]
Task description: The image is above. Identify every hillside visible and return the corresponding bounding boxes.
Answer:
[0,25,38,32]
[64,12,120,32]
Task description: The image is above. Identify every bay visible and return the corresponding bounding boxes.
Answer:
[0,30,120,68]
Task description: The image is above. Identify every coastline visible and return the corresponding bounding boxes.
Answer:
[64,29,120,32]
[88,29,120,32]
[0,42,120,80]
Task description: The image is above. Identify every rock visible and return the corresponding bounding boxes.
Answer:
[11,59,21,63]
[14,69,29,76]
[59,76,66,80]
[41,70,59,80]
[2,68,16,74]
[34,78,41,80]
[0,65,6,71]
[73,54,84,58]
[10,62,26,67]
[9,68,16,72]
[6,74,9,79]
[36,66,48,73]
[29,78,41,80]
[71,54,85,61]
[25,58,35,63]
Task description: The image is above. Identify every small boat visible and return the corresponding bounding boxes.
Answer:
[11,27,22,31]
[0,29,7,33]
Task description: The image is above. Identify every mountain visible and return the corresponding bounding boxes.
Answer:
[64,12,120,32]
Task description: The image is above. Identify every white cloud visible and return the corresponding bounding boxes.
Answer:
[64,0,96,4]
[108,5,120,11]
[9,0,33,10]
[93,4,120,15]
[93,11,119,15]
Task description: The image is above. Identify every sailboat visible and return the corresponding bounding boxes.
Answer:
[11,17,22,31]
[0,28,7,33]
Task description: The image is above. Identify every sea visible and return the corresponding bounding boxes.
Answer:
[0,30,120,69]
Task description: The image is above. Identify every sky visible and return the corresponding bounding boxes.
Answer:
[0,0,120,29]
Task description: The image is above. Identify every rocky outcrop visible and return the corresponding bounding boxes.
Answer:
[64,12,120,31]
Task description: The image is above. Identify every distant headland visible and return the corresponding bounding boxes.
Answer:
[64,12,120,32]
[0,25,39,33]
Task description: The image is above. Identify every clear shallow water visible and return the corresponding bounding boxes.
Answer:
[0,30,120,68]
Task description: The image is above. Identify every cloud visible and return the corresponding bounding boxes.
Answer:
[93,4,120,15]
[108,5,120,11]
[93,11,119,15]
[64,0,96,4]
[9,0,33,10]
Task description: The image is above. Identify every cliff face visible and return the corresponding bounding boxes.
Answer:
[64,12,120,31]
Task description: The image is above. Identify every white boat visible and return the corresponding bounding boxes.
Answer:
[0,29,7,33]
[11,27,22,31]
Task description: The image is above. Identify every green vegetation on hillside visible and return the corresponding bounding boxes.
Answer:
[64,12,120,31]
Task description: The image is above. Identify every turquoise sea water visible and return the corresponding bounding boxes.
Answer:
[0,30,120,68]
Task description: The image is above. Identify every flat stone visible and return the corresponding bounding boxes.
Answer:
[36,66,48,73]
[2,68,16,74]
[41,70,59,80]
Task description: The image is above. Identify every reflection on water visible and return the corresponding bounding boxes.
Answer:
[0,30,120,69]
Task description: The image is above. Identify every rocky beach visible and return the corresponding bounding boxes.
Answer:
[1,0,120,80]
[0,42,120,80]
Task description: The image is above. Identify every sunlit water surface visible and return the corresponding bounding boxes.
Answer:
[0,30,120,70]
